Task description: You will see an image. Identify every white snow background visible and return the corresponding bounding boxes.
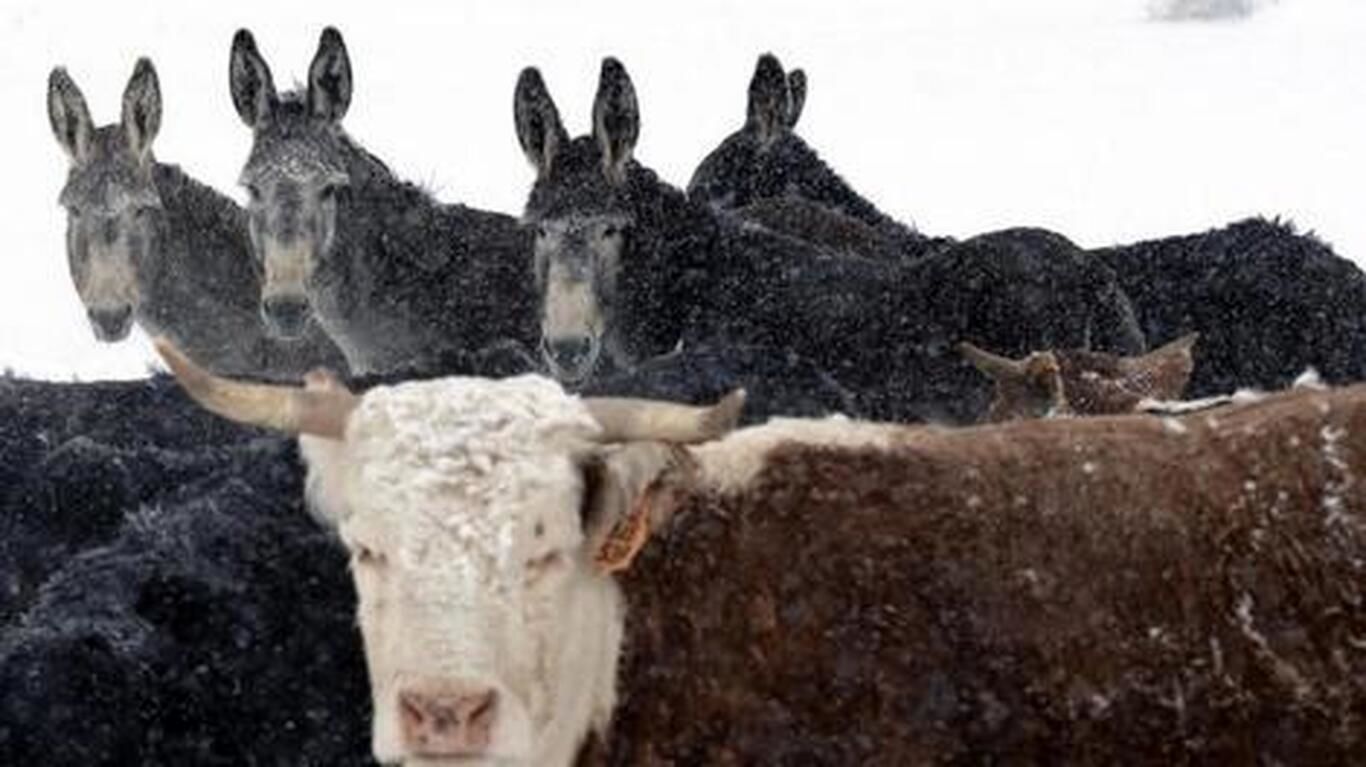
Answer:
[1,0,1362,380]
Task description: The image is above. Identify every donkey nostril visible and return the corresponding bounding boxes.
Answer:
[88,306,134,340]
[545,337,596,368]
[261,296,311,338]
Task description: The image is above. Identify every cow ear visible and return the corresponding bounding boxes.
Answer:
[308,27,352,122]
[229,29,278,128]
[48,67,93,164]
[786,68,806,128]
[1126,331,1199,399]
[592,57,639,185]
[746,53,789,145]
[581,442,693,575]
[121,58,162,159]
[514,67,568,178]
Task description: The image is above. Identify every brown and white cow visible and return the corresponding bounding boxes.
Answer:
[960,332,1199,421]
[156,339,1366,765]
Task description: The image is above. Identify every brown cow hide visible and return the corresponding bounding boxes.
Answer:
[591,385,1366,765]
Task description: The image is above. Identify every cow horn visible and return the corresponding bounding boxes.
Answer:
[958,341,1025,379]
[154,338,357,439]
[583,388,746,444]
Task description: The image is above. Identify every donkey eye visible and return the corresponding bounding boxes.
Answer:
[245,185,262,203]
[601,224,620,238]
[319,184,341,202]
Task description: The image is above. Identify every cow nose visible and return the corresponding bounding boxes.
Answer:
[398,687,499,756]
[261,295,311,339]
[541,336,599,381]
[88,306,133,341]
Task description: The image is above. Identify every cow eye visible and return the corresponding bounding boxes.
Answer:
[245,184,262,204]
[525,551,565,582]
[352,544,385,567]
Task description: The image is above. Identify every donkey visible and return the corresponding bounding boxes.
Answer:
[47,59,347,380]
[228,28,537,376]
[514,59,1142,423]
[687,53,952,262]
[686,53,1145,356]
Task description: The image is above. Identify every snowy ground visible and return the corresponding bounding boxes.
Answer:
[2,0,1362,380]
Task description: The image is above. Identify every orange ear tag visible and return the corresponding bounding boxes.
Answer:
[594,484,659,575]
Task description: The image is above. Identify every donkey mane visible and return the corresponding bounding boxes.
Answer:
[273,90,400,189]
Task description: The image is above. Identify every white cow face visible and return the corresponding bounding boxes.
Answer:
[302,376,636,766]
[153,341,732,766]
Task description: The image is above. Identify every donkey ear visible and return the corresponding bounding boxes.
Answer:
[514,67,568,178]
[308,27,352,122]
[786,68,806,128]
[746,53,789,144]
[48,67,93,164]
[581,442,693,575]
[592,57,639,184]
[229,29,278,128]
[121,58,162,159]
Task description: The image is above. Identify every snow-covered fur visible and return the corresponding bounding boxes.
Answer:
[46,60,347,380]
[230,28,537,376]
[1094,217,1366,396]
[515,59,1145,424]
[302,376,623,765]
[0,377,370,764]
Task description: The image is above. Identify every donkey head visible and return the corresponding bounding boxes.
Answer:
[515,59,651,385]
[686,53,810,211]
[48,59,163,342]
[230,27,353,339]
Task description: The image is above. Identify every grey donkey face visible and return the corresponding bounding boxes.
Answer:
[230,27,353,339]
[48,60,163,342]
[516,60,639,383]
[531,213,629,383]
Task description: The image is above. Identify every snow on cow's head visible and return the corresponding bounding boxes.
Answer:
[153,340,741,766]
[302,375,624,765]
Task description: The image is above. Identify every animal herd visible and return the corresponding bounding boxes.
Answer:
[9,23,1365,766]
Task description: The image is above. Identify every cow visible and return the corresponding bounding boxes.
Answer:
[228,28,538,376]
[0,370,373,764]
[514,57,1143,423]
[46,59,348,380]
[960,331,1199,421]
[157,338,1366,765]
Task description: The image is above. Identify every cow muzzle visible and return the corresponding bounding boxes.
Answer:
[398,682,500,758]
